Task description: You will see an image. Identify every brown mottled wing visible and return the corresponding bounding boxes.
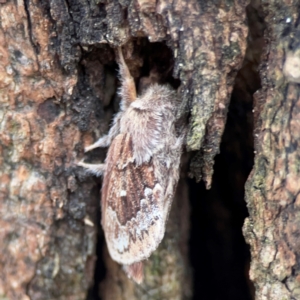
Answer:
[101,133,165,265]
[123,262,144,284]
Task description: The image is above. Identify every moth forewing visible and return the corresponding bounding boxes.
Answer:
[101,133,166,265]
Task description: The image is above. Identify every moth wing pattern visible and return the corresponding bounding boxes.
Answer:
[123,262,144,284]
[102,132,166,265]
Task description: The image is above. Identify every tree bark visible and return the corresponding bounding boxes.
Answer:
[243,1,300,299]
[0,0,248,299]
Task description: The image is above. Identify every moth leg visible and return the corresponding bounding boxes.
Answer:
[171,126,188,151]
[84,135,111,152]
[117,47,137,105]
[85,111,123,152]
[77,160,106,176]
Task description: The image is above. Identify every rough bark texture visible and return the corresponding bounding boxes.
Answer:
[0,2,98,300]
[243,0,300,299]
[0,0,248,299]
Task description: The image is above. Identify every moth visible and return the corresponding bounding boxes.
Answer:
[78,47,185,283]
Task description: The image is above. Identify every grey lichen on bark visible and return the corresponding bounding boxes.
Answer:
[0,0,249,299]
[243,0,300,299]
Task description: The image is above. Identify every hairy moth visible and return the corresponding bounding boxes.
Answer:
[78,47,185,283]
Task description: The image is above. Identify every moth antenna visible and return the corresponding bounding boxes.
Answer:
[123,262,144,284]
[116,47,137,105]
